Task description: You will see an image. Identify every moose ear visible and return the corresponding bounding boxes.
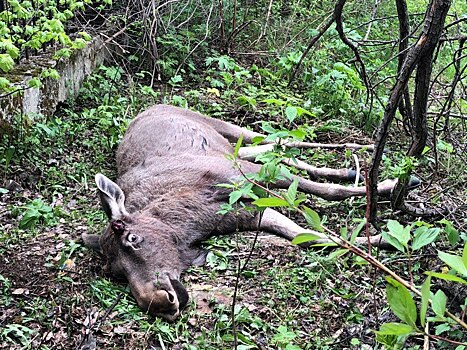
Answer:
[95,173,129,220]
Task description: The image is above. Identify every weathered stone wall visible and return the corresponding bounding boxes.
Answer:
[0,37,109,122]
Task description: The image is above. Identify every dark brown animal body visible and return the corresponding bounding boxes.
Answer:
[83,105,416,321]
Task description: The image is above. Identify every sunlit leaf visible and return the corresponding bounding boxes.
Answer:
[291,232,323,245]
[0,53,15,72]
[285,106,298,123]
[28,77,42,88]
[252,197,289,208]
[0,77,10,89]
[376,322,415,336]
[385,277,417,328]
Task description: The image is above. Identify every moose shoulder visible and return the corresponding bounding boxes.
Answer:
[83,104,419,321]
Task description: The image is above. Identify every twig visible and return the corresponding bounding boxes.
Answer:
[0,86,29,99]
[364,0,381,41]
[174,1,214,77]
[288,14,335,86]
[334,0,371,104]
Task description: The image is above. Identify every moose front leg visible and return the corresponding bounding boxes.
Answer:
[257,208,388,247]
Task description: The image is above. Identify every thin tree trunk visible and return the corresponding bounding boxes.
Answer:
[395,0,414,131]
[368,0,452,224]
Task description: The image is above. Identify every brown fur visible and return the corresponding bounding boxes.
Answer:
[83,105,264,321]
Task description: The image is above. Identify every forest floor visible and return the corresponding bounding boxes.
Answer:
[1,65,466,349]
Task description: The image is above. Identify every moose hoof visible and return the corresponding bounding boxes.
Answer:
[408,175,421,189]
[347,169,364,182]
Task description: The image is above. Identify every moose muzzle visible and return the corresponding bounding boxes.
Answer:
[128,275,189,322]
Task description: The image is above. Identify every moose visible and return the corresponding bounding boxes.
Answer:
[83,105,418,321]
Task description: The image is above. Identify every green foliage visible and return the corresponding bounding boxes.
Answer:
[0,52,14,72]
[381,219,441,254]
[385,277,417,328]
[272,325,301,350]
[0,0,109,92]
[438,247,467,277]
[16,198,57,229]
[0,65,159,202]
[377,240,467,347]
[0,323,36,347]
[0,274,12,306]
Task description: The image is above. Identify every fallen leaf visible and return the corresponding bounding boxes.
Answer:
[12,288,29,295]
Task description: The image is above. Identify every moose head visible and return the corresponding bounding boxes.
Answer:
[83,174,198,322]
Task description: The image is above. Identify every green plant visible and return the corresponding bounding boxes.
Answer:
[0,323,35,347]
[219,123,466,349]
[272,325,301,350]
[381,220,441,257]
[16,198,57,229]
[0,274,12,306]
[0,0,109,93]
[376,246,467,349]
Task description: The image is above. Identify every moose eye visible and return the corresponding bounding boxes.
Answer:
[127,233,140,243]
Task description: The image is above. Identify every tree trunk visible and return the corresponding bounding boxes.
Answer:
[368,0,452,224]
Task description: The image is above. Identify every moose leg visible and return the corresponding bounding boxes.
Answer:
[238,144,361,182]
[200,114,374,152]
[197,115,264,144]
[238,160,408,201]
[257,208,387,247]
[238,157,420,201]
[256,208,326,241]
[284,174,420,201]
[257,169,399,201]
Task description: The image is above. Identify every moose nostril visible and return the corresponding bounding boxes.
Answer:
[167,291,175,303]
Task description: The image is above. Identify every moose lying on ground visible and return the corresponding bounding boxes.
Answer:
[83,104,419,321]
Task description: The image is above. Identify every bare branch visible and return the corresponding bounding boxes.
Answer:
[333,0,371,103]
[287,15,335,86]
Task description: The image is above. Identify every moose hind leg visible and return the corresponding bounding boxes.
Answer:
[255,208,327,241]
[199,116,264,144]
[238,145,362,182]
